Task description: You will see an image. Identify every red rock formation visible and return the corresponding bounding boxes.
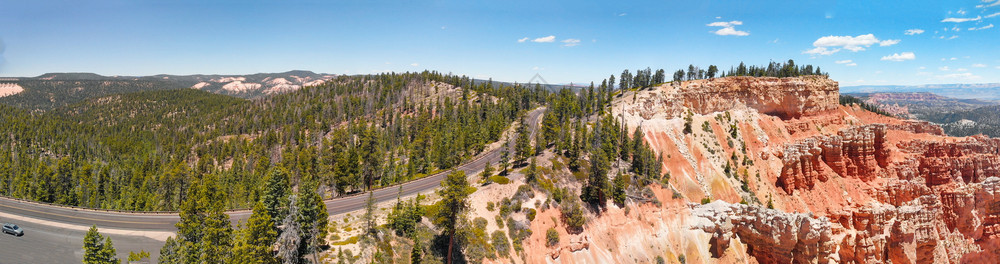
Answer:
[778,124,889,193]
[690,202,836,263]
[889,120,945,136]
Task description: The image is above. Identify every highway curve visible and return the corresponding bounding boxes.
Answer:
[0,107,544,263]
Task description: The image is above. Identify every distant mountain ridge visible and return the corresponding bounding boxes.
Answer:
[842,83,1000,100]
[0,71,335,110]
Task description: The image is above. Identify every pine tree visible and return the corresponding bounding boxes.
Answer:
[159,237,181,264]
[480,162,494,184]
[263,168,291,229]
[525,157,538,184]
[296,180,329,262]
[100,237,118,264]
[233,202,278,264]
[514,116,533,166]
[198,174,233,263]
[83,225,119,264]
[363,191,377,237]
[433,170,475,264]
[410,239,423,264]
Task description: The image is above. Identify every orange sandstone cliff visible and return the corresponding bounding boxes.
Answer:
[522,75,1000,263]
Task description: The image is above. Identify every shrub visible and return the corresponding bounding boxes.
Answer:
[499,198,512,217]
[656,256,665,264]
[700,197,712,204]
[486,201,495,212]
[492,231,510,256]
[489,175,511,185]
[679,254,686,264]
[473,217,488,230]
[526,208,537,221]
[561,201,586,234]
[546,228,560,247]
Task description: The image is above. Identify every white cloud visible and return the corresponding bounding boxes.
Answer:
[904,29,925,35]
[713,27,750,36]
[531,66,542,70]
[880,52,916,61]
[707,20,749,36]
[806,34,894,55]
[771,38,780,44]
[969,24,994,30]
[986,12,1000,18]
[846,63,857,66]
[957,68,969,72]
[814,34,878,51]
[919,66,926,70]
[707,21,742,27]
[973,63,988,67]
[562,38,581,47]
[996,66,1000,69]
[977,0,1000,8]
[518,37,529,43]
[940,66,950,71]
[941,16,982,23]
[803,47,839,56]
[948,35,959,40]
[835,60,853,64]
[619,13,627,16]
[410,63,419,67]
[532,35,556,43]
[879,39,900,46]
[958,9,967,15]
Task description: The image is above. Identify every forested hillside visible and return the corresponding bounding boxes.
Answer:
[0,79,186,110]
[0,72,543,211]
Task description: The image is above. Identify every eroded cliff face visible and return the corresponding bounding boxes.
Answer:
[524,75,999,263]
[627,75,839,120]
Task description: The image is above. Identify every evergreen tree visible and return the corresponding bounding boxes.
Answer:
[263,168,291,229]
[581,148,609,211]
[514,116,533,166]
[83,225,119,264]
[232,202,278,264]
[159,237,182,264]
[198,174,233,264]
[480,162,494,184]
[410,239,423,264]
[673,70,685,82]
[433,170,475,264]
[296,181,329,262]
[525,157,538,184]
[363,191,377,237]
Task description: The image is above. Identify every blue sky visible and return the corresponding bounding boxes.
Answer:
[1,0,998,86]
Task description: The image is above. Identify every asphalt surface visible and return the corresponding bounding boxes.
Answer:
[0,107,544,263]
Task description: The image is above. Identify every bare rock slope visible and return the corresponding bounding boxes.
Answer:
[529,75,1000,263]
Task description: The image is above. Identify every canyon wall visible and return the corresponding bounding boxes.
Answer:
[627,76,839,120]
[541,75,999,263]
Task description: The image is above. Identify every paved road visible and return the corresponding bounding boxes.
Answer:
[0,107,544,263]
